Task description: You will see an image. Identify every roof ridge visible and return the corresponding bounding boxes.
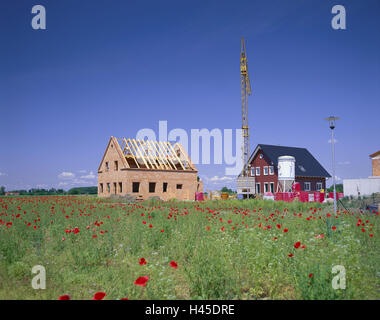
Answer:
[259,144,308,150]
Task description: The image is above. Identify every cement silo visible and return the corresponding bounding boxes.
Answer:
[277,155,296,192]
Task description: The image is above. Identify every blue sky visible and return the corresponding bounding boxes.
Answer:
[0,0,379,191]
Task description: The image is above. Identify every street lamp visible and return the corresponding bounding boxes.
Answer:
[325,116,339,213]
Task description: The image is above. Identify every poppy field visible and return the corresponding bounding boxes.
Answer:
[0,196,378,300]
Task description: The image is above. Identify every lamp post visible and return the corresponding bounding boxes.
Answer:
[325,116,339,213]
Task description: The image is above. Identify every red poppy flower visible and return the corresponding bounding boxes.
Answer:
[332,226,336,230]
[309,273,313,278]
[160,229,164,232]
[170,260,178,269]
[134,276,149,287]
[93,292,106,300]
[139,258,147,266]
[288,253,294,257]
[92,234,98,238]
[294,241,301,249]
[283,228,288,233]
[58,294,70,300]
[301,245,306,249]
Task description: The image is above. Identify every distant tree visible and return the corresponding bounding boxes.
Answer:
[220,187,236,194]
[326,184,343,193]
[0,186,5,195]
[67,186,97,195]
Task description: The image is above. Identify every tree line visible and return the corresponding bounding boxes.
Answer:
[0,186,98,196]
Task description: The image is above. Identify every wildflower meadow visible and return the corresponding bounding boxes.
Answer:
[0,196,378,300]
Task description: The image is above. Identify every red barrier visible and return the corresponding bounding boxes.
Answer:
[275,192,297,202]
[195,192,204,201]
[328,192,344,200]
[274,192,283,201]
[314,192,325,203]
[298,192,309,202]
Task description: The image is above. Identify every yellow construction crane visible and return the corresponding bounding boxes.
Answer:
[241,37,251,183]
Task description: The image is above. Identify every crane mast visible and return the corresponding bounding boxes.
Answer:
[240,37,251,187]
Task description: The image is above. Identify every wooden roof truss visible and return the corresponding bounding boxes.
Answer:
[117,138,196,171]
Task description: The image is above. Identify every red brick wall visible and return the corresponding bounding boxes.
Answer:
[249,150,278,193]
[372,158,380,176]
[97,137,201,200]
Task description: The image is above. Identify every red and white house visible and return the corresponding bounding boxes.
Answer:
[246,144,331,195]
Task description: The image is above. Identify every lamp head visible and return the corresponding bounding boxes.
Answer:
[324,116,339,130]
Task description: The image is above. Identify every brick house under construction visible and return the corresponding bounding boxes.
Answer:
[97,137,203,200]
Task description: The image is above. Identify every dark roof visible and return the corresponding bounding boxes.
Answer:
[369,150,380,158]
[249,144,331,178]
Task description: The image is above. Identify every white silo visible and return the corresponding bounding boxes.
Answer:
[277,156,296,192]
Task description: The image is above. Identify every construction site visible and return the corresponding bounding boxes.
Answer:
[99,38,333,203]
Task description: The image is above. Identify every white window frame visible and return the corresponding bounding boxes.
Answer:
[304,182,311,191]
[256,183,261,194]
[250,167,255,176]
[264,183,269,193]
[316,182,322,191]
[269,166,274,175]
[270,182,274,193]
[263,166,268,175]
[255,167,260,176]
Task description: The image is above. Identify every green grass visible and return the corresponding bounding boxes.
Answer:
[0,196,378,300]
